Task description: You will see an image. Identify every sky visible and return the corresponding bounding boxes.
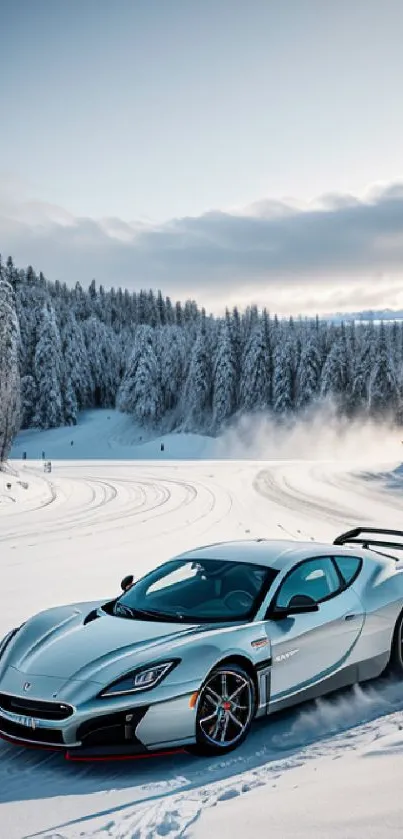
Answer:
[2,0,403,315]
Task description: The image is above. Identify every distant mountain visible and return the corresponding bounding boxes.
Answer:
[328,309,403,323]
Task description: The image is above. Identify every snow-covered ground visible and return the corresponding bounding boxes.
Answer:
[9,409,215,461]
[2,410,403,838]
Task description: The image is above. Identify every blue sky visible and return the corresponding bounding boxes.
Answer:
[2,0,403,314]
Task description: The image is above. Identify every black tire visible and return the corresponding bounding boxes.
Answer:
[191,663,256,756]
[389,610,403,674]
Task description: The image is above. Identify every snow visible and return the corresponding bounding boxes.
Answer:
[2,410,403,838]
[9,409,215,461]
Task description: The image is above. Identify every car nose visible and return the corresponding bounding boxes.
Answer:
[0,666,99,702]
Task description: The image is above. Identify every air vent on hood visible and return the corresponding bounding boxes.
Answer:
[83,609,101,626]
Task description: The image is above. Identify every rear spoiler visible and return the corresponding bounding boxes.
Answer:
[334,527,403,557]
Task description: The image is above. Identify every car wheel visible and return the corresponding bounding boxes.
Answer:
[192,664,256,756]
[389,610,403,674]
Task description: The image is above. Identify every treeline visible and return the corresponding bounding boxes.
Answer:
[0,254,402,459]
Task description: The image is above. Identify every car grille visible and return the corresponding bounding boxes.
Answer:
[77,707,148,748]
[0,693,73,720]
[0,714,64,745]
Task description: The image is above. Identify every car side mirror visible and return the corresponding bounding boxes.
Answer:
[121,574,134,592]
[268,595,319,620]
[273,602,319,619]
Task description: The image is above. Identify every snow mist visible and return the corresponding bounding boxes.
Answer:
[214,402,402,463]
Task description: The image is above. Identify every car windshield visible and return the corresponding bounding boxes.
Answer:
[113,558,277,623]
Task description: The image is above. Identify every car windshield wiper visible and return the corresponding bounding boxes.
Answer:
[114,603,186,622]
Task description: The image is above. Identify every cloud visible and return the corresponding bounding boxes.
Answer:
[2,181,403,314]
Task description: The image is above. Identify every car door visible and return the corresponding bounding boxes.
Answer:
[267,556,364,703]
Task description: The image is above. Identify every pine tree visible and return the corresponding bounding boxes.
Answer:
[63,375,78,425]
[15,267,46,378]
[320,331,348,404]
[230,306,243,407]
[33,301,63,429]
[212,318,237,430]
[296,334,321,409]
[350,329,374,413]
[239,323,270,413]
[117,326,162,425]
[83,317,120,407]
[159,326,186,415]
[0,263,21,461]
[5,256,17,292]
[183,314,212,430]
[20,375,37,429]
[272,338,293,415]
[369,322,401,417]
[62,313,92,409]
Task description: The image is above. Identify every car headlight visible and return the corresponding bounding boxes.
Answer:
[0,627,21,661]
[100,660,179,698]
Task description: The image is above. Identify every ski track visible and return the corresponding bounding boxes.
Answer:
[1,455,403,838]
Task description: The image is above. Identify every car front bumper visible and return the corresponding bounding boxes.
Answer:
[0,689,198,757]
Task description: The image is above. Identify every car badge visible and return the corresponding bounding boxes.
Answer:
[23,682,31,692]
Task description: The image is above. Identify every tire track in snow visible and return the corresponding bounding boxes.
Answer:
[0,477,119,543]
[254,464,369,526]
[0,471,229,550]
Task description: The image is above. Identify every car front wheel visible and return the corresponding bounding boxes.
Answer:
[193,664,256,756]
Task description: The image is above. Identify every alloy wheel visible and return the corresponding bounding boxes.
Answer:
[197,669,254,748]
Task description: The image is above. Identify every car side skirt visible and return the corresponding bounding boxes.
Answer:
[267,652,389,714]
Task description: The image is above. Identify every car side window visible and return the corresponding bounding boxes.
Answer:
[275,558,342,609]
[333,556,362,586]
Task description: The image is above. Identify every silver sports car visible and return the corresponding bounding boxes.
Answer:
[1,527,403,760]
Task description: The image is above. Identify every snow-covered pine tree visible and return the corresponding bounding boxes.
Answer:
[165,296,175,325]
[62,375,78,426]
[73,281,91,321]
[156,290,166,326]
[15,267,46,379]
[175,301,183,326]
[368,322,401,417]
[0,262,21,461]
[117,326,147,412]
[159,325,186,416]
[212,316,237,430]
[349,326,374,414]
[20,375,37,429]
[83,317,120,407]
[320,328,348,406]
[295,332,322,410]
[229,307,243,408]
[33,301,63,429]
[5,256,17,292]
[62,313,92,409]
[239,322,270,413]
[183,313,212,430]
[272,336,294,415]
[117,326,162,426]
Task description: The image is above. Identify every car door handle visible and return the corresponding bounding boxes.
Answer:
[344,613,357,621]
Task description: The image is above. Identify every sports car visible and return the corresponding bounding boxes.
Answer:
[1,527,403,759]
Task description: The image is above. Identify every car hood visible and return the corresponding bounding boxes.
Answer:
[0,601,230,688]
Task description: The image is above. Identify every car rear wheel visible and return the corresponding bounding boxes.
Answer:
[192,664,256,756]
[389,610,403,674]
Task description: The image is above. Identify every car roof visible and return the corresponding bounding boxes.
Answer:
[179,538,374,572]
